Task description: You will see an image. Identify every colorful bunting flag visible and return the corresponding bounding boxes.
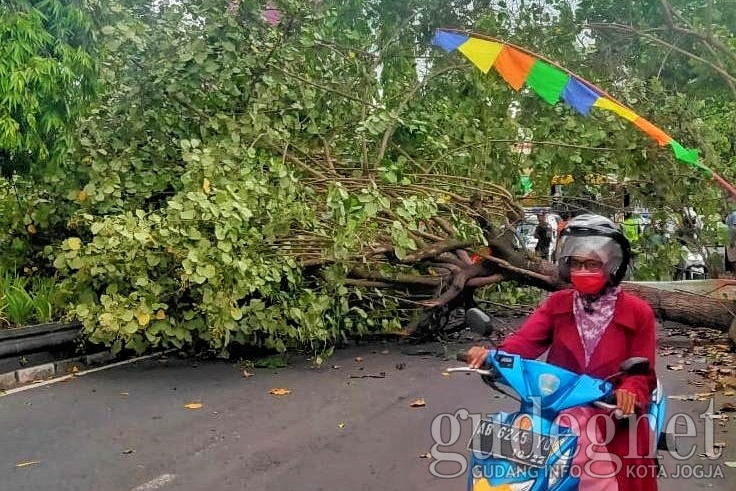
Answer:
[457,38,503,73]
[430,29,708,175]
[593,98,638,122]
[526,61,569,105]
[561,78,600,116]
[493,46,536,91]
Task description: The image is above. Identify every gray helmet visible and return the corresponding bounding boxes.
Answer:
[557,214,631,285]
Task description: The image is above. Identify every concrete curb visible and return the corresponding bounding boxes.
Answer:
[0,350,118,391]
[0,322,82,357]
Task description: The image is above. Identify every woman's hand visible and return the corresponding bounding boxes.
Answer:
[614,389,637,415]
[467,346,490,369]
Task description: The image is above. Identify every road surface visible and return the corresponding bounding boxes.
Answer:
[1,339,734,490]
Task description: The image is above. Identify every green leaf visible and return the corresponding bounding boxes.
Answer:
[196,264,217,279]
[122,321,139,334]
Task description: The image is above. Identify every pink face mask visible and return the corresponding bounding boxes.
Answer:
[570,269,608,295]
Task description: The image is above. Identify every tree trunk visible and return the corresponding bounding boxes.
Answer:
[619,283,735,330]
[482,237,736,332]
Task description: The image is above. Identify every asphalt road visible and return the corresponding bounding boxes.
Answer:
[1,340,734,491]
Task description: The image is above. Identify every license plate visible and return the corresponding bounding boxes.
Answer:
[467,419,558,468]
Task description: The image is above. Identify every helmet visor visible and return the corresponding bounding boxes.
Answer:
[558,234,623,275]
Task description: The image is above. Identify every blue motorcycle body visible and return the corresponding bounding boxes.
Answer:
[460,349,666,491]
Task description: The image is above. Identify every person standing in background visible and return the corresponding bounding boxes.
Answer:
[552,211,570,263]
[621,210,641,279]
[725,207,736,273]
[534,211,552,260]
[622,211,641,251]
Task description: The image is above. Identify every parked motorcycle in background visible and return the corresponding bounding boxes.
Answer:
[674,245,708,280]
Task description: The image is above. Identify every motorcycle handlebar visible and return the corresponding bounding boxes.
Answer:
[452,353,629,418]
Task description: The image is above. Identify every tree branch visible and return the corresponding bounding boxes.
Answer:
[659,0,675,27]
[401,240,473,263]
[343,279,394,288]
[350,269,447,287]
[269,64,380,108]
[585,22,736,87]
[437,252,467,268]
[375,64,462,164]
[467,274,504,287]
[267,143,328,180]
[433,216,458,237]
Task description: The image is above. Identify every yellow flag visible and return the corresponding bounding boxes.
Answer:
[593,98,638,122]
[458,38,503,74]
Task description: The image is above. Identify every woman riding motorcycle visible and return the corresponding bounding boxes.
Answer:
[467,214,658,491]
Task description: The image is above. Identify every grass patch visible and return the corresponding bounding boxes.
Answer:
[0,271,66,328]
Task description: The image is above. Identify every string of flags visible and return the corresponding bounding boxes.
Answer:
[430,29,708,175]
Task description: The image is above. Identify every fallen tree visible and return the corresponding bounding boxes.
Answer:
[337,219,736,337]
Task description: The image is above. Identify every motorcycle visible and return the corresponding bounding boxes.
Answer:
[448,308,671,491]
[673,244,707,280]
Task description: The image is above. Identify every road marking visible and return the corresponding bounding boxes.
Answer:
[0,350,177,397]
[131,474,176,491]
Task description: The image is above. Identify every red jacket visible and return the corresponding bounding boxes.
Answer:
[499,289,658,491]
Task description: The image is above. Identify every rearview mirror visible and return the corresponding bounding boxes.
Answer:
[465,308,495,337]
[620,357,650,375]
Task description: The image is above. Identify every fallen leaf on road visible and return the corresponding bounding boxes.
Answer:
[418,452,431,459]
[410,398,426,408]
[667,364,684,371]
[719,402,736,412]
[184,402,203,409]
[668,394,703,401]
[269,388,291,396]
[354,357,364,362]
[725,461,736,468]
[337,422,345,429]
[243,370,254,378]
[15,461,40,468]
